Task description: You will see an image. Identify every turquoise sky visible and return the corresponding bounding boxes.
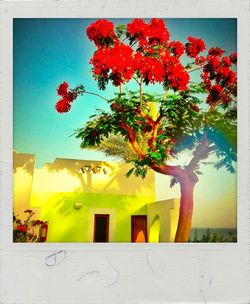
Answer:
[14,18,237,167]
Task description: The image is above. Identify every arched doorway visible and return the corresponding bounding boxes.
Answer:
[149,215,160,243]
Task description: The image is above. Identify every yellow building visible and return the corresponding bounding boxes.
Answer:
[13,151,179,243]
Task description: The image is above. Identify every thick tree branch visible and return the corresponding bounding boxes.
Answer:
[150,113,164,150]
[187,144,216,172]
[121,114,145,159]
[150,163,186,180]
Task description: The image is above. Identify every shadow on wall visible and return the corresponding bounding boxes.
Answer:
[40,191,149,242]
[44,158,153,196]
[13,150,35,175]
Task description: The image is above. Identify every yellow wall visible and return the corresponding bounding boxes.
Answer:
[13,151,38,221]
[14,155,156,242]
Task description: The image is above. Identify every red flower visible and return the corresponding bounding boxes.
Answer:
[17,225,26,232]
[201,71,212,90]
[168,41,185,58]
[57,82,69,97]
[186,36,206,58]
[195,56,206,66]
[55,98,71,113]
[90,42,135,86]
[203,55,220,74]
[160,53,189,90]
[55,82,78,112]
[148,18,170,45]
[216,67,236,85]
[190,105,200,112]
[127,18,149,41]
[86,19,116,47]
[139,57,165,84]
[165,62,190,91]
[229,52,237,64]
[206,84,223,104]
[221,56,231,67]
[208,47,225,57]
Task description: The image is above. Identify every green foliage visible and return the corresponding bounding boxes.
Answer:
[188,229,237,242]
[115,24,126,38]
[75,85,237,179]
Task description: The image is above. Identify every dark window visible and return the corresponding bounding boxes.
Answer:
[94,214,109,242]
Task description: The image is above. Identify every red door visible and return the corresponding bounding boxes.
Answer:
[131,215,147,242]
[94,214,109,242]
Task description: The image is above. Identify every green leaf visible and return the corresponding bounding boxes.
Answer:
[125,168,134,178]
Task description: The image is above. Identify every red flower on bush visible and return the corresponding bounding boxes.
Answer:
[208,47,225,57]
[206,84,223,104]
[168,41,185,58]
[55,98,71,113]
[221,56,231,67]
[229,52,237,64]
[127,18,149,42]
[185,36,206,58]
[17,225,26,232]
[165,62,190,91]
[138,56,165,84]
[203,55,220,74]
[86,19,116,47]
[190,105,200,112]
[55,82,78,113]
[216,66,236,85]
[148,18,170,45]
[91,42,135,86]
[195,56,206,66]
[57,82,69,96]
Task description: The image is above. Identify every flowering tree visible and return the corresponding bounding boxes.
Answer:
[55,19,237,242]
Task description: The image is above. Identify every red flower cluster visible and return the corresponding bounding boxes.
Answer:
[206,84,222,104]
[88,18,189,90]
[17,225,26,232]
[190,104,200,112]
[148,18,170,45]
[194,48,237,105]
[126,18,170,47]
[221,56,231,67]
[229,52,237,64]
[86,19,116,47]
[168,41,185,58]
[164,61,189,90]
[208,47,225,57]
[138,56,166,84]
[185,36,206,58]
[126,18,149,44]
[55,82,77,113]
[91,42,135,86]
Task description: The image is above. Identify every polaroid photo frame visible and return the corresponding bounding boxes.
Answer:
[0,0,249,303]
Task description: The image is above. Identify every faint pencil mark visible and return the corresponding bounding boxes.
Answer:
[77,271,100,282]
[45,250,66,267]
[106,257,120,288]
[99,4,105,13]
[146,251,156,275]
[200,288,207,304]
[209,278,213,287]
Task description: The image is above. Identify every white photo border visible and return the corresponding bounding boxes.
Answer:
[0,0,249,303]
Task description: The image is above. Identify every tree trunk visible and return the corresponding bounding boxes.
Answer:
[174,176,196,242]
[150,164,198,242]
